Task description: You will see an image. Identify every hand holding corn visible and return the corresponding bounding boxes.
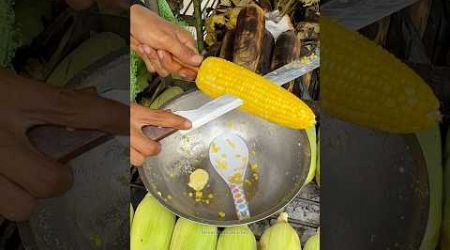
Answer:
[130,4,203,80]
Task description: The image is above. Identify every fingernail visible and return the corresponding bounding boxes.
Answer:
[184,120,192,128]
[179,72,187,78]
[137,45,144,54]
[158,50,164,60]
[191,55,203,65]
[144,46,151,54]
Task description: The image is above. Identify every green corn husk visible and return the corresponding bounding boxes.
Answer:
[47,32,126,87]
[305,126,317,184]
[441,130,450,249]
[217,225,257,250]
[169,217,218,250]
[416,125,442,250]
[316,132,320,186]
[15,0,51,47]
[130,203,134,227]
[142,86,183,109]
[260,213,301,250]
[130,50,149,101]
[131,194,176,250]
[0,0,17,67]
[303,231,319,250]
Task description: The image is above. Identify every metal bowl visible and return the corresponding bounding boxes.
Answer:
[139,91,311,226]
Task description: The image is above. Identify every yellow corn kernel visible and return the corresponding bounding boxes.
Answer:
[321,16,440,133]
[196,57,316,129]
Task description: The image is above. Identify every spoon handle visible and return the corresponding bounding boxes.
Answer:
[229,184,251,220]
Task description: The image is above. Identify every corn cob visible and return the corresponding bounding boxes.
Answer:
[196,57,315,129]
[0,0,17,67]
[169,217,218,250]
[260,212,301,250]
[271,30,300,71]
[131,194,176,250]
[217,225,257,250]
[256,30,275,75]
[321,16,439,133]
[219,29,236,61]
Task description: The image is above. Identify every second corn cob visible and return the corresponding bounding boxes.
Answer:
[321,16,439,133]
[196,57,315,129]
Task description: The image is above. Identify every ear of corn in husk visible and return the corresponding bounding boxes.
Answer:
[0,0,17,67]
[130,203,134,228]
[219,29,236,61]
[316,135,320,186]
[441,131,450,250]
[321,16,439,133]
[303,230,319,250]
[47,32,126,87]
[232,5,265,71]
[196,57,315,129]
[315,130,320,186]
[257,30,275,75]
[217,225,257,250]
[416,126,442,250]
[169,217,218,250]
[260,212,301,250]
[131,194,176,250]
[305,126,317,184]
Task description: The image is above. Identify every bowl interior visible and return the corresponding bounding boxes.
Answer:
[141,91,311,226]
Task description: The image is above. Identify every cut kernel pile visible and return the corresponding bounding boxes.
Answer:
[188,169,209,191]
[186,169,215,205]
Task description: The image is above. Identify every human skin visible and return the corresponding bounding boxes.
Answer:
[0,69,129,221]
[129,4,204,165]
[130,4,203,80]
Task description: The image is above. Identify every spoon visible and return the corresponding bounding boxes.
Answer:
[209,132,250,220]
